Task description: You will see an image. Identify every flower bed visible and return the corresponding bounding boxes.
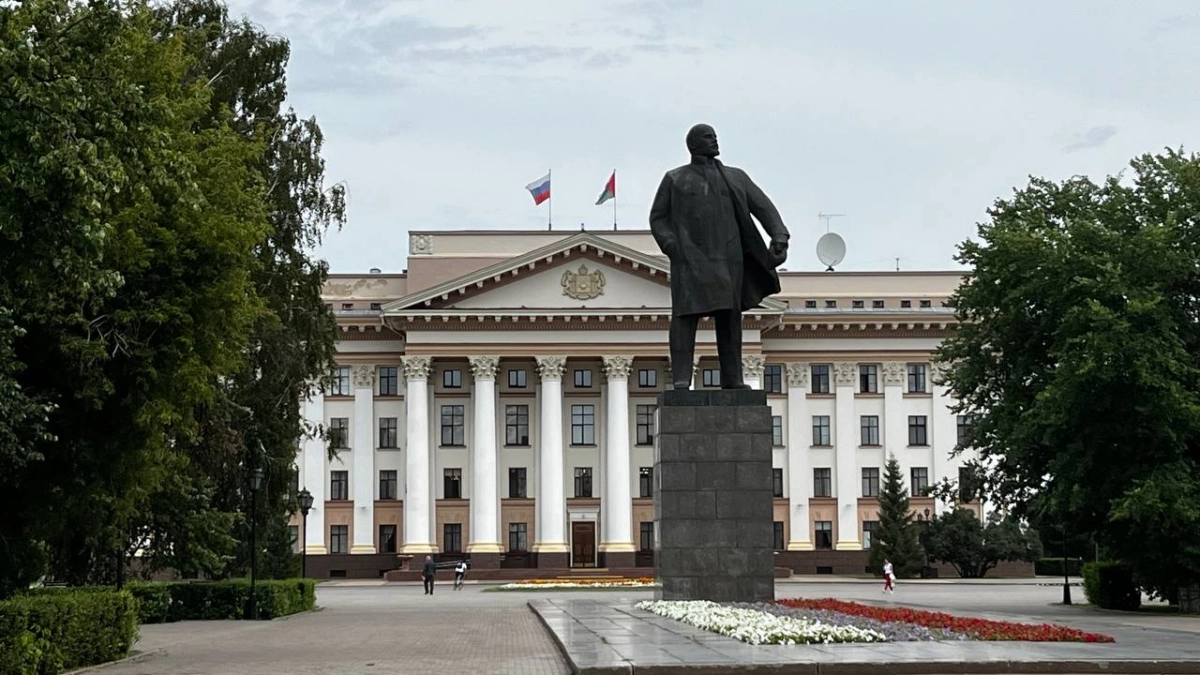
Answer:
[778,598,1114,643]
[493,578,658,590]
[739,602,971,641]
[636,600,887,645]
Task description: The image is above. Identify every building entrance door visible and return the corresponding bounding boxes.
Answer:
[571,522,596,568]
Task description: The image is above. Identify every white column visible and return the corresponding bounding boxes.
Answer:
[533,356,569,553]
[931,363,955,516]
[350,366,377,553]
[743,354,765,390]
[833,362,861,550]
[785,363,813,550]
[401,356,436,553]
[600,356,635,553]
[467,356,503,553]
[302,390,327,554]
[882,362,906,485]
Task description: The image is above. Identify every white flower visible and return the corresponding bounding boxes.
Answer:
[497,580,659,590]
[635,600,888,645]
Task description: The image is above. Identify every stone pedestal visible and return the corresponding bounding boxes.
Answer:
[653,389,775,602]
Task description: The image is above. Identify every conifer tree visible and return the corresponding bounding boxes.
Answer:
[867,454,925,578]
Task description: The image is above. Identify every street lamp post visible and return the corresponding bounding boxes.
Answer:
[1062,524,1073,605]
[247,466,264,620]
[297,488,314,579]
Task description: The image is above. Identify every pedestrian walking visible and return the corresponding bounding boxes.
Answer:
[422,555,436,595]
[454,560,468,590]
[882,558,896,594]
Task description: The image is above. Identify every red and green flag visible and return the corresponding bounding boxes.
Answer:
[595,171,615,205]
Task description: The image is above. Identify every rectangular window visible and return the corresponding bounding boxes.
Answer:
[330,366,350,396]
[862,467,881,497]
[443,523,462,553]
[379,524,397,553]
[911,467,930,496]
[811,364,830,394]
[804,299,817,309]
[957,415,974,446]
[379,470,398,500]
[378,366,399,396]
[859,364,879,393]
[764,364,783,393]
[379,417,398,449]
[860,416,880,446]
[571,404,595,445]
[824,299,837,309]
[508,467,527,498]
[773,521,785,550]
[330,471,349,500]
[702,368,720,387]
[907,363,928,393]
[440,405,465,446]
[330,525,348,553]
[811,415,831,446]
[813,468,832,497]
[772,468,784,497]
[852,299,864,309]
[639,522,654,551]
[862,520,879,549]
[959,466,977,503]
[815,521,833,550]
[908,415,928,446]
[505,404,530,446]
[442,369,463,388]
[574,467,593,498]
[920,299,933,308]
[369,302,382,311]
[508,522,528,551]
[289,525,299,553]
[443,468,462,499]
[329,417,349,449]
[573,369,593,388]
[872,299,885,309]
[900,299,912,308]
[638,368,658,388]
[771,415,783,446]
[636,404,656,445]
[639,467,653,498]
[508,368,527,388]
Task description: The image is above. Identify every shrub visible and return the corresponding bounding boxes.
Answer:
[1082,561,1142,611]
[1034,557,1084,577]
[0,589,138,675]
[125,579,316,623]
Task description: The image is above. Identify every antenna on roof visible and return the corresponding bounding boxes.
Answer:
[818,212,846,233]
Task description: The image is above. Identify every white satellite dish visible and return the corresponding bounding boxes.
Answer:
[816,232,846,271]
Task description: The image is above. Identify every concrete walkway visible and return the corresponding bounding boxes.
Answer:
[79,581,1199,675]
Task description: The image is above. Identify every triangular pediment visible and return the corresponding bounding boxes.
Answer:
[382,232,787,314]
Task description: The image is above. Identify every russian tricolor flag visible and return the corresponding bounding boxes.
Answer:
[525,172,551,205]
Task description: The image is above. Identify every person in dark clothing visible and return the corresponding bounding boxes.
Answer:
[422,555,436,595]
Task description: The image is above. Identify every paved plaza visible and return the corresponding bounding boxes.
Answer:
[84,579,1200,675]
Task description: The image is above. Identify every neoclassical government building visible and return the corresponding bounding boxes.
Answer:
[291,229,981,577]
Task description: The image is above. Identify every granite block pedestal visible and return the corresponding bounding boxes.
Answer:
[653,389,775,602]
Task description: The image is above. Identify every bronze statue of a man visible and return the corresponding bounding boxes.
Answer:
[650,124,790,389]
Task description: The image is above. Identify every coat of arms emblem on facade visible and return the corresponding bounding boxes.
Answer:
[561,264,605,300]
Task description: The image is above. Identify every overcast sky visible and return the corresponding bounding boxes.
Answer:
[225,0,1200,273]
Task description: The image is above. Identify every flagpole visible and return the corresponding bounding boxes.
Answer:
[547,168,552,231]
[612,169,617,230]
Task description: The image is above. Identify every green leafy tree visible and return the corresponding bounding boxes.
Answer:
[0,0,271,591]
[867,454,925,578]
[920,509,1041,578]
[936,149,1200,598]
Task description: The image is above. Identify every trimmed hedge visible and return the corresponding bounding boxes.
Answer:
[0,589,139,675]
[1082,561,1142,611]
[126,579,316,623]
[1034,557,1084,577]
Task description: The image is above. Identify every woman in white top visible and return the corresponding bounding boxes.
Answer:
[882,559,895,593]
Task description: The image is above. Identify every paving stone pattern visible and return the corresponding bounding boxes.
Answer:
[654,389,775,603]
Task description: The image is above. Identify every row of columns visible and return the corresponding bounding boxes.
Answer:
[301,356,955,556]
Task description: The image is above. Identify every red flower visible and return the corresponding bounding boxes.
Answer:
[777,598,1114,643]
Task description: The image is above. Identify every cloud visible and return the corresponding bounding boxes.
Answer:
[1063,125,1119,152]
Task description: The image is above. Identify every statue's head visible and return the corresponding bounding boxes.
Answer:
[686,123,719,158]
